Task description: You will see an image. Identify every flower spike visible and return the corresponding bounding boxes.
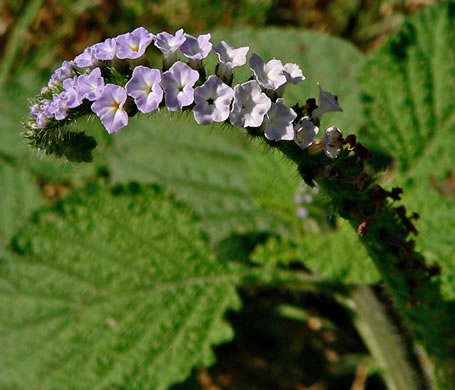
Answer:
[23,27,346,161]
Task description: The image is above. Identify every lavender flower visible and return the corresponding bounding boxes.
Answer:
[30,104,40,116]
[36,112,50,128]
[48,60,74,87]
[294,116,319,150]
[48,93,69,120]
[248,53,286,91]
[91,84,128,134]
[312,83,343,119]
[297,207,309,219]
[264,98,297,141]
[33,99,53,128]
[193,75,233,125]
[154,29,186,68]
[180,33,212,60]
[77,67,105,102]
[125,66,163,113]
[116,27,154,60]
[322,126,343,159]
[160,61,199,111]
[154,29,186,55]
[230,80,271,128]
[94,38,117,60]
[74,46,97,68]
[303,194,313,203]
[294,194,303,204]
[62,77,82,108]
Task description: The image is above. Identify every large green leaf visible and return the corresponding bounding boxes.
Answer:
[0,184,246,390]
[359,1,455,300]
[109,29,365,242]
[0,162,42,256]
[109,114,286,242]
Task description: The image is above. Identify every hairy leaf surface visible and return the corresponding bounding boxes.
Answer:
[0,184,245,390]
[248,149,380,283]
[0,163,41,256]
[359,0,455,299]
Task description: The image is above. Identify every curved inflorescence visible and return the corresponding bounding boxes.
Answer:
[23,27,345,160]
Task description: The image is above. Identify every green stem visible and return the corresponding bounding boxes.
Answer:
[344,285,420,390]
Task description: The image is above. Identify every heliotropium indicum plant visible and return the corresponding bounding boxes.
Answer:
[22,26,455,388]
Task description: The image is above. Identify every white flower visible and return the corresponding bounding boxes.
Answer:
[294,116,319,150]
[283,63,305,85]
[213,41,249,68]
[264,98,297,141]
[193,75,233,125]
[230,80,271,128]
[322,126,343,158]
[248,53,286,91]
[312,83,343,119]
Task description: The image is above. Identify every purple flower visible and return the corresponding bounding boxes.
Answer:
[48,93,69,120]
[193,75,233,125]
[74,46,97,68]
[30,104,40,116]
[294,194,303,204]
[62,76,82,108]
[294,116,319,150]
[154,29,186,55]
[303,194,313,203]
[94,38,117,60]
[125,66,163,113]
[230,80,271,128]
[36,112,50,128]
[116,27,154,59]
[312,186,320,195]
[180,33,212,60]
[322,126,343,159]
[249,53,286,91]
[297,207,309,219]
[48,60,74,87]
[91,84,129,134]
[33,99,53,128]
[77,68,105,101]
[160,61,199,111]
[264,98,297,141]
[39,99,53,118]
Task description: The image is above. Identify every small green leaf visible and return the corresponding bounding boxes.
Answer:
[0,184,247,390]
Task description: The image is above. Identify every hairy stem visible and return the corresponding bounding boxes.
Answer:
[345,285,420,390]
